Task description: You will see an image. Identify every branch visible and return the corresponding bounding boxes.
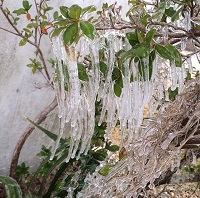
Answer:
[154,149,200,187]
[0,26,19,36]
[9,97,57,179]
[96,25,134,30]
[150,21,188,34]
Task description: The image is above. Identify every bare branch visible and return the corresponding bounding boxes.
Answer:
[0,4,51,82]
[9,97,57,179]
[0,26,19,36]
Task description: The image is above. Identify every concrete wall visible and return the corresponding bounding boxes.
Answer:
[0,0,129,175]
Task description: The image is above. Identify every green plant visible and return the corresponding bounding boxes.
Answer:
[13,108,119,197]
[0,176,22,198]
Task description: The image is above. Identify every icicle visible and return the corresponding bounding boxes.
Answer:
[162,26,168,44]
[186,56,193,74]
[171,61,178,91]
[181,37,187,51]
[192,151,197,164]
[184,10,191,31]
[177,67,184,93]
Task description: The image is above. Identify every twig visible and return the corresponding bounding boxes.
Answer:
[96,25,134,30]
[9,97,57,179]
[0,26,19,36]
[154,148,200,187]
[149,21,188,34]
[0,5,51,81]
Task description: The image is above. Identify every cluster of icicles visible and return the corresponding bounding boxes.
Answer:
[51,29,191,162]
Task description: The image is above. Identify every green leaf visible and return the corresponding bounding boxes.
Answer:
[98,165,114,176]
[155,44,173,61]
[106,145,119,152]
[102,3,108,9]
[23,28,32,33]
[168,87,178,101]
[63,22,78,45]
[32,67,37,74]
[37,150,70,196]
[100,61,107,76]
[171,6,183,22]
[82,5,96,16]
[92,149,107,161]
[13,8,26,15]
[60,6,70,18]
[165,44,182,67]
[53,11,59,19]
[0,176,22,198]
[53,19,71,27]
[126,31,139,46]
[51,27,66,38]
[26,118,67,144]
[27,63,34,68]
[40,21,49,28]
[80,21,95,40]
[120,49,135,62]
[141,14,150,26]
[149,50,155,80]
[136,29,145,43]
[27,23,38,28]
[112,67,121,81]
[114,82,122,97]
[114,76,123,97]
[134,43,150,58]
[44,6,53,12]
[138,59,146,80]
[69,4,82,19]
[19,38,27,46]
[165,7,176,17]
[23,0,31,11]
[146,29,156,43]
[78,63,89,81]
[43,161,74,198]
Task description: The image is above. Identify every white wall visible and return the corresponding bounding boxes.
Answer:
[0,0,129,175]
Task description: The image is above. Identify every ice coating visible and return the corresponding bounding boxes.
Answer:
[51,28,191,163]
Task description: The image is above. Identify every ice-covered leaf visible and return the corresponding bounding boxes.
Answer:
[134,43,150,58]
[126,31,139,46]
[165,7,176,17]
[100,61,107,76]
[63,22,78,45]
[149,50,155,80]
[80,21,95,40]
[0,176,22,198]
[155,44,173,61]
[51,27,66,38]
[146,29,156,43]
[98,165,114,176]
[82,5,96,15]
[60,6,70,18]
[69,4,82,19]
[106,145,119,152]
[165,44,182,67]
[78,63,89,81]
